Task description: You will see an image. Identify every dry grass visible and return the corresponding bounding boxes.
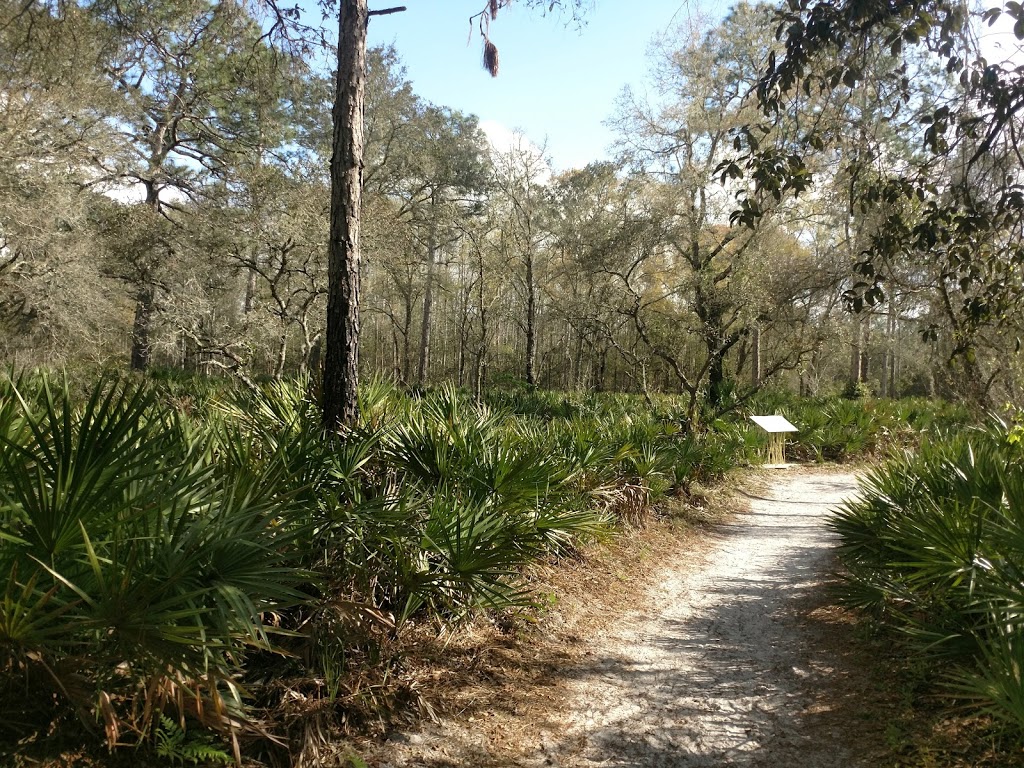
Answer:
[787,542,1024,768]
[801,591,1024,768]
[352,487,741,766]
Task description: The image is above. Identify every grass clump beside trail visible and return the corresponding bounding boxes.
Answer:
[0,371,969,766]
[832,417,1024,753]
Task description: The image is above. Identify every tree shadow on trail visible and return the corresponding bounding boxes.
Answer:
[532,475,887,768]
[373,473,890,768]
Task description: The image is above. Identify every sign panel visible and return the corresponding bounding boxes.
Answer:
[750,415,798,433]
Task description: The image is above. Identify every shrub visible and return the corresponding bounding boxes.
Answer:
[0,374,310,750]
[832,422,1024,738]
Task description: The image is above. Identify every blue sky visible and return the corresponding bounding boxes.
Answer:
[364,1,725,170]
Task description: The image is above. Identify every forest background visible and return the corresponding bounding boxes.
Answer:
[4,0,1021,411]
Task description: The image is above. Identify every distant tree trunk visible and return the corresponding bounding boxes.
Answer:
[574,333,586,390]
[886,300,898,397]
[274,326,288,380]
[708,348,729,407]
[391,324,401,380]
[474,305,488,400]
[130,182,163,371]
[474,251,489,401]
[322,0,367,431]
[594,345,608,392]
[457,291,470,387]
[244,267,258,314]
[750,324,762,387]
[298,328,317,376]
[860,315,871,384]
[525,251,537,386]
[418,218,437,384]
[130,287,154,371]
[706,328,742,409]
[849,315,862,386]
[808,349,821,396]
[401,292,413,384]
[243,144,265,316]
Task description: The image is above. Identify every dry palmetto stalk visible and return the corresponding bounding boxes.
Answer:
[613,483,652,526]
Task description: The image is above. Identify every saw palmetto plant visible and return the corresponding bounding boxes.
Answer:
[0,375,311,751]
[832,422,1024,738]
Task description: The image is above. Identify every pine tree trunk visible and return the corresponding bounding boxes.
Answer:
[322,0,367,430]
[474,253,488,401]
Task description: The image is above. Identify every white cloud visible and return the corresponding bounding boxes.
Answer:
[479,119,547,158]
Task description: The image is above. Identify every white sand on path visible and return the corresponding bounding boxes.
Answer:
[377,469,867,768]
[541,470,863,767]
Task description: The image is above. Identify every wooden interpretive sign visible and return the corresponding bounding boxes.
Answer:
[750,414,798,466]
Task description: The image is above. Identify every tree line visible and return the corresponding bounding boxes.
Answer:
[2,0,1020,421]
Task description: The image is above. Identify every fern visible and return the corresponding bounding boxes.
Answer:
[153,716,232,766]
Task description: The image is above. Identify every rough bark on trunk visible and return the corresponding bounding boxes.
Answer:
[322,0,367,431]
[130,287,154,371]
[474,252,488,401]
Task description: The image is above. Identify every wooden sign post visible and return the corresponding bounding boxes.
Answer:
[750,414,799,467]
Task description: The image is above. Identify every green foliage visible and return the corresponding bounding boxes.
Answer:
[0,370,970,760]
[832,421,1024,738]
[747,388,970,463]
[153,716,232,766]
[841,380,873,400]
[0,373,310,747]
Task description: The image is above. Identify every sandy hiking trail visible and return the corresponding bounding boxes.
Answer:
[375,469,879,768]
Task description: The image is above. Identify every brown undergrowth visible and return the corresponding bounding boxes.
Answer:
[782,505,1024,768]
[801,586,1024,768]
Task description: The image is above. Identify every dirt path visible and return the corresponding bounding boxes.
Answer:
[374,469,878,768]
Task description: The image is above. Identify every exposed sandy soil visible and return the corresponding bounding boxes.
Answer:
[368,469,892,768]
